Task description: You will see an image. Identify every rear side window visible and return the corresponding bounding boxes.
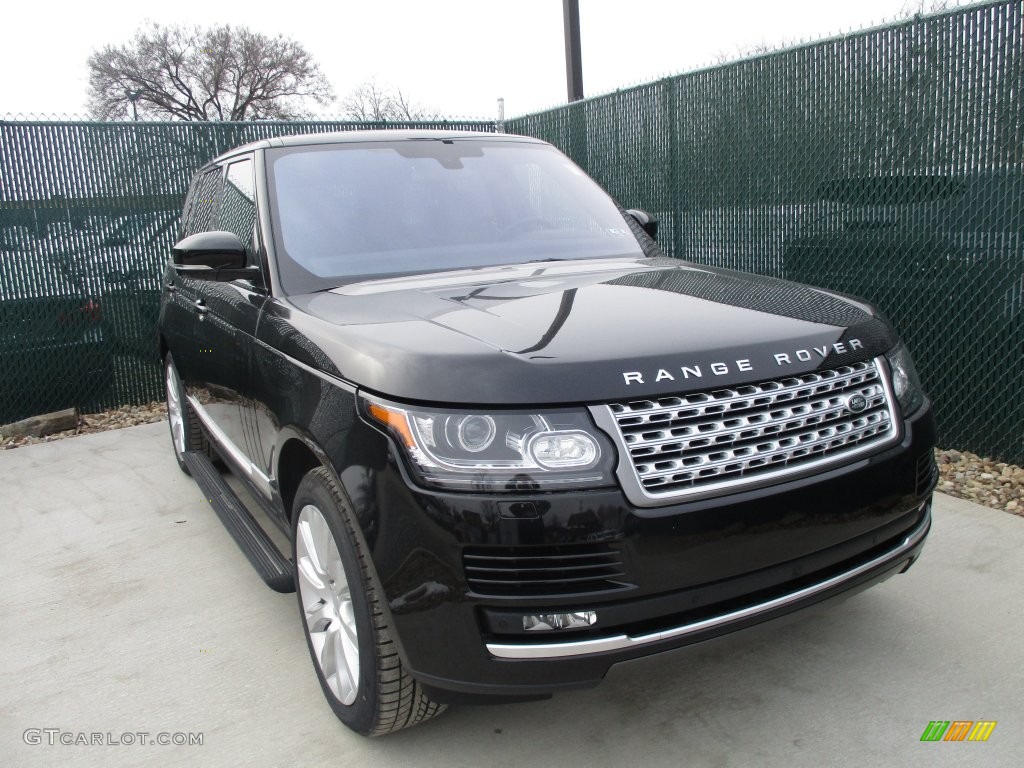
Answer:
[220,158,258,260]
[182,168,224,237]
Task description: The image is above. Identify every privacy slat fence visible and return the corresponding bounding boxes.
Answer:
[1,1,1021,464]
[0,120,496,423]
[508,0,1023,464]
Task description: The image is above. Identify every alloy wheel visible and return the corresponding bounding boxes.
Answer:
[295,504,360,705]
[165,362,186,457]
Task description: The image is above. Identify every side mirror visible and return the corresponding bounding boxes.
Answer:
[172,230,260,282]
[626,209,659,241]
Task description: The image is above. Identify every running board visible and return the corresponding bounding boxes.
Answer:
[183,451,295,593]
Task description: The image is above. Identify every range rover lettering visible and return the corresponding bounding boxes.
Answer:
[158,131,936,736]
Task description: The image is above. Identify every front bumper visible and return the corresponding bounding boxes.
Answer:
[486,505,929,659]
[363,402,936,700]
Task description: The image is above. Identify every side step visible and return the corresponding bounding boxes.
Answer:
[183,451,295,593]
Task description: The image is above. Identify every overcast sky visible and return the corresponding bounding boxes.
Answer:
[3,0,942,120]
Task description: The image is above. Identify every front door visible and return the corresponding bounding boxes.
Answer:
[185,156,270,493]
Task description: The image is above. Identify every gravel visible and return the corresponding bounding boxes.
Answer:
[3,402,1022,519]
[1,402,168,450]
[936,448,1024,518]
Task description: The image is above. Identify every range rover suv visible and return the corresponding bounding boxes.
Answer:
[158,131,936,736]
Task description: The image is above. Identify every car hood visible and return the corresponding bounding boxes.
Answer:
[278,257,894,405]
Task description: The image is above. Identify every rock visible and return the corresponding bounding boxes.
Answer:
[0,408,79,439]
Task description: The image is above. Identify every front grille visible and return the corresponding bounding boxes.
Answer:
[463,543,632,598]
[606,358,899,502]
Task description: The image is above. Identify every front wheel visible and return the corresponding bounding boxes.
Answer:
[292,467,445,736]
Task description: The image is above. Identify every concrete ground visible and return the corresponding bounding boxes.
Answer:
[1,422,1021,768]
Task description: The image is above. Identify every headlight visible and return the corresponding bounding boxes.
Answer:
[363,399,616,491]
[885,343,925,417]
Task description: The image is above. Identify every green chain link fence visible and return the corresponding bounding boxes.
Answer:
[508,0,1023,464]
[0,119,496,424]
[1,1,1021,464]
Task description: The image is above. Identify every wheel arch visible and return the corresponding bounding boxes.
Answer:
[277,435,323,522]
[274,427,363,529]
[275,427,414,669]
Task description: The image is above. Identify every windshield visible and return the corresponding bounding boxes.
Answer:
[265,138,644,294]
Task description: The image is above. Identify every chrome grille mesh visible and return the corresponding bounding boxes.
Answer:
[607,359,898,501]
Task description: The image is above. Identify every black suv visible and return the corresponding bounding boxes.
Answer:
[158,131,936,736]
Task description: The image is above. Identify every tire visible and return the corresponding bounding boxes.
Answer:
[164,353,210,475]
[291,466,445,736]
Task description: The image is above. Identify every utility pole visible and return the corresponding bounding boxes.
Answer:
[563,0,584,102]
[126,90,141,121]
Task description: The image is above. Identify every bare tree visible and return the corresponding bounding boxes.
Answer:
[898,0,954,17]
[88,23,334,120]
[341,81,439,121]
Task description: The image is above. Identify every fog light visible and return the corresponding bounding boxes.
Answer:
[522,611,597,631]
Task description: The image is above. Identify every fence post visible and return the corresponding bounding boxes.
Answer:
[662,77,682,259]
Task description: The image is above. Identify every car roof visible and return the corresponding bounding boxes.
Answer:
[205,130,545,167]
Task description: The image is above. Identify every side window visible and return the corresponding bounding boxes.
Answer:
[182,168,224,237]
[220,158,258,262]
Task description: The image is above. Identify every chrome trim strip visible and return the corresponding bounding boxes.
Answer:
[486,506,930,660]
[187,395,274,498]
[591,356,901,507]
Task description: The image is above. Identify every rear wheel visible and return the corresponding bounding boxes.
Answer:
[292,467,445,735]
[164,353,207,475]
